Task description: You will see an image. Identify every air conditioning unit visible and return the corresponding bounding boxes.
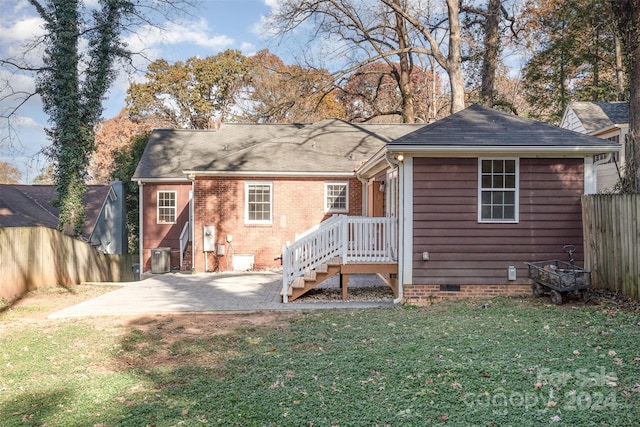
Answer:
[151,247,171,273]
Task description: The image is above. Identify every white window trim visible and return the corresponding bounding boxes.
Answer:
[245,181,273,225]
[324,182,349,213]
[157,190,177,224]
[477,158,520,224]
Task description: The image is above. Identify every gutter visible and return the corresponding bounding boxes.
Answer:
[386,145,621,156]
[181,170,356,178]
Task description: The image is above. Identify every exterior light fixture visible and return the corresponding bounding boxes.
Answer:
[395,154,404,162]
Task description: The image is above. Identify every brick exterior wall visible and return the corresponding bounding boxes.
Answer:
[191,176,363,273]
[403,284,531,305]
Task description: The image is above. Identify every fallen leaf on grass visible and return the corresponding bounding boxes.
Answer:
[440,414,449,422]
[452,381,462,390]
[547,401,557,407]
[613,358,623,365]
[608,350,617,356]
[551,415,561,422]
[182,409,188,416]
[534,382,542,389]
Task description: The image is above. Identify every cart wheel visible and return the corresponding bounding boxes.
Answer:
[532,283,545,298]
[582,290,591,303]
[550,290,563,305]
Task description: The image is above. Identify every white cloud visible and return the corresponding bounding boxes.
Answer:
[0,16,45,44]
[124,18,234,59]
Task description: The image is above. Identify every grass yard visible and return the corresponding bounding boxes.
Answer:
[1,287,639,426]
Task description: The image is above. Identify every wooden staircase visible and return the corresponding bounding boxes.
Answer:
[281,216,399,303]
[282,257,343,301]
[281,256,398,302]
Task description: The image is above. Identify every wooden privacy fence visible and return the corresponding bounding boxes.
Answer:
[0,227,133,302]
[582,194,640,300]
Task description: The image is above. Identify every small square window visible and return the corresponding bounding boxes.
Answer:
[157,191,176,224]
[325,183,348,212]
[478,159,519,223]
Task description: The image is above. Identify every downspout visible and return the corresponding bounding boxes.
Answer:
[385,152,404,304]
[138,181,144,273]
[188,174,196,273]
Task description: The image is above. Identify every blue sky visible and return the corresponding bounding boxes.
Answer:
[0,0,284,183]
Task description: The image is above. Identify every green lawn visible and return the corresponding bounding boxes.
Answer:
[1,296,638,426]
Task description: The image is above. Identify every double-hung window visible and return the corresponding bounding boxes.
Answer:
[245,182,272,224]
[157,191,177,224]
[325,182,348,213]
[478,159,519,223]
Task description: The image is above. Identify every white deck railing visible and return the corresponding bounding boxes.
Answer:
[281,216,397,302]
[179,220,190,267]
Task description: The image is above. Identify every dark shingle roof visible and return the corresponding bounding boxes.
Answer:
[186,119,423,174]
[389,104,620,149]
[133,124,305,180]
[135,120,423,178]
[569,102,629,132]
[0,184,111,239]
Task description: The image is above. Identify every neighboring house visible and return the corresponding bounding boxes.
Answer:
[0,182,127,254]
[134,105,619,304]
[560,101,629,192]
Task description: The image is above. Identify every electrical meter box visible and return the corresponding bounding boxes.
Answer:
[203,226,216,252]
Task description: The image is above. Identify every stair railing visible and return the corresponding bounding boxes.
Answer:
[282,216,397,302]
[179,220,190,268]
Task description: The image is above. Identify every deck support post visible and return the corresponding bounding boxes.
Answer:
[341,273,349,301]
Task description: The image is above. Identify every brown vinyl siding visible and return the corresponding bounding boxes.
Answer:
[412,157,584,285]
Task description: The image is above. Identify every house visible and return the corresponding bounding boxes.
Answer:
[560,101,629,192]
[0,181,127,254]
[132,120,422,274]
[134,105,619,304]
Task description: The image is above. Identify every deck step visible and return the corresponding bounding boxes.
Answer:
[315,263,328,273]
[304,271,317,281]
[328,256,342,266]
[292,277,306,289]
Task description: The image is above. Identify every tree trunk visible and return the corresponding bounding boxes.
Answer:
[480,0,501,107]
[394,3,416,123]
[614,34,626,101]
[447,0,465,113]
[611,0,640,192]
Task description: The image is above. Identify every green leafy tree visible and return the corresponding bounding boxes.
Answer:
[110,132,149,254]
[127,50,250,128]
[520,0,622,123]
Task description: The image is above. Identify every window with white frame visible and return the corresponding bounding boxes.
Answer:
[325,182,348,212]
[478,159,519,223]
[245,182,272,224]
[157,191,177,224]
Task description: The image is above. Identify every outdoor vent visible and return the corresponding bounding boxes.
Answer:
[440,284,461,292]
[151,247,171,274]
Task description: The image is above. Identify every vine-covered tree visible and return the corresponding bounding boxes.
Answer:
[1,0,194,236]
